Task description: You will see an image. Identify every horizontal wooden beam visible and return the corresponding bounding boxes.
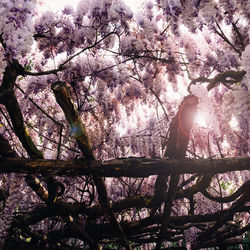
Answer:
[0,157,249,177]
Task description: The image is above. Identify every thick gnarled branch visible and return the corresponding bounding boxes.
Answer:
[51,81,94,159]
[188,70,246,92]
[51,81,131,249]
[0,60,50,202]
[155,95,198,248]
[0,61,43,158]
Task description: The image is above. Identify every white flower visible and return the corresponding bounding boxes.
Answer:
[190,83,208,98]
[0,47,7,75]
[0,0,36,57]
[241,44,250,88]
[201,4,216,23]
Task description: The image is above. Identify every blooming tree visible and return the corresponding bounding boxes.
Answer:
[0,0,249,249]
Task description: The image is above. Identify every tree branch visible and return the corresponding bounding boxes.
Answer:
[0,59,65,204]
[188,70,246,92]
[0,157,249,176]
[0,61,43,158]
[51,81,131,249]
[0,134,17,157]
[197,187,250,242]
[201,180,250,203]
[151,95,198,220]
[214,22,241,55]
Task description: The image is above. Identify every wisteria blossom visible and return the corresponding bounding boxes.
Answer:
[0,0,249,249]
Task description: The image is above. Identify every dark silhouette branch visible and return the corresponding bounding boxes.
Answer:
[0,61,43,158]
[188,70,246,92]
[201,180,250,203]
[214,22,241,55]
[197,188,250,242]
[0,60,51,202]
[0,134,17,157]
[155,95,198,248]
[0,60,66,205]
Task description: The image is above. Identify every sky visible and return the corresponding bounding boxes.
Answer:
[40,0,144,13]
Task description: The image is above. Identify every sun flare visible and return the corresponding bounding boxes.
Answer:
[229,115,239,129]
[194,112,207,127]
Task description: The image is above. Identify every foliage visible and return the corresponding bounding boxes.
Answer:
[0,0,249,249]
